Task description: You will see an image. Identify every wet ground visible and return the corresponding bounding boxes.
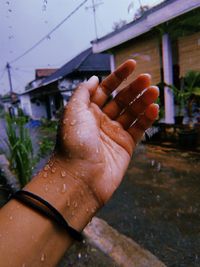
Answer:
[97,143,200,267]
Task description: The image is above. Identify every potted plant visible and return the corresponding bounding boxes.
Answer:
[167,70,200,148]
[167,70,200,123]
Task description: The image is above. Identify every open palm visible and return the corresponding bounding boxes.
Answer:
[55,60,159,205]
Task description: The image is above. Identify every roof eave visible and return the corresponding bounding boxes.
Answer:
[92,0,199,53]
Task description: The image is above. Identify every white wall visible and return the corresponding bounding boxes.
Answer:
[19,94,32,117]
[31,100,47,120]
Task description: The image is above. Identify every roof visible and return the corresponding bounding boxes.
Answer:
[92,0,200,53]
[41,47,110,86]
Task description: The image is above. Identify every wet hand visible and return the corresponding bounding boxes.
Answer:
[55,60,159,205]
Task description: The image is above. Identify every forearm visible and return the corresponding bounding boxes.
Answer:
[0,155,100,267]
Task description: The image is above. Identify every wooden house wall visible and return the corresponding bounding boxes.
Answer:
[178,32,200,77]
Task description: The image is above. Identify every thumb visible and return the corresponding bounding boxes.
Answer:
[70,76,99,106]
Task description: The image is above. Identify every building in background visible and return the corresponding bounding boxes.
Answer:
[92,0,200,124]
[20,47,110,120]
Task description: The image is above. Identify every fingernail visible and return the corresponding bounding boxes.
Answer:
[87,75,99,83]
[154,103,159,110]
[142,73,151,79]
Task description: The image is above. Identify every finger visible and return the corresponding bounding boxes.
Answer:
[103,73,151,119]
[127,103,159,144]
[67,76,99,109]
[91,59,136,107]
[117,86,159,129]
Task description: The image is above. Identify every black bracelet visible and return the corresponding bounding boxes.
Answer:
[12,190,83,241]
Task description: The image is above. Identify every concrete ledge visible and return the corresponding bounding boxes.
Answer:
[84,217,166,267]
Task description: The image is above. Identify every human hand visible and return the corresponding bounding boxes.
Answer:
[55,60,159,206]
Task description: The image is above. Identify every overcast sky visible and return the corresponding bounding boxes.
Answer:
[0,0,163,95]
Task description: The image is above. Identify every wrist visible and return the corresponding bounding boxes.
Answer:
[25,154,100,232]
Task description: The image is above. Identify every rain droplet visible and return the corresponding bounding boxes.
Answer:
[61,184,67,193]
[70,119,77,126]
[63,118,68,124]
[91,208,95,213]
[9,215,13,220]
[86,208,89,213]
[44,186,48,192]
[61,170,66,177]
[49,161,54,167]
[73,201,78,208]
[51,167,56,173]
[67,198,70,207]
[63,133,67,140]
[156,162,161,172]
[78,252,81,259]
[40,253,46,262]
[43,172,48,178]
[44,165,49,171]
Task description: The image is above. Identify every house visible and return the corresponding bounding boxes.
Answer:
[25,68,57,91]
[92,0,200,123]
[20,47,110,120]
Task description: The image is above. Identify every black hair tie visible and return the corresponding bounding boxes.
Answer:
[12,190,83,241]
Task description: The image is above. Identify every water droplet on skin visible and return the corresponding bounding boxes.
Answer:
[61,184,67,193]
[51,167,56,173]
[61,170,67,177]
[49,160,54,167]
[22,263,26,267]
[9,216,13,220]
[70,119,76,126]
[67,198,70,207]
[63,133,67,140]
[63,118,68,124]
[44,186,48,192]
[44,165,49,171]
[71,211,75,216]
[43,172,48,178]
[73,201,78,208]
[40,253,46,262]
[86,208,89,213]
